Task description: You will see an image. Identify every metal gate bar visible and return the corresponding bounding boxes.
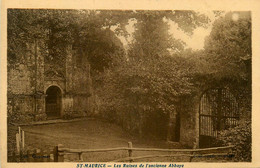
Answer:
[199,88,239,147]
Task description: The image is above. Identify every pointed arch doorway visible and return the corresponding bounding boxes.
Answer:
[45,86,62,119]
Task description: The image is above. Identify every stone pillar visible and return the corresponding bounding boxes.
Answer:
[193,95,201,149]
[179,95,201,148]
[65,45,73,93]
[63,94,74,117]
[64,45,74,117]
[34,39,47,120]
[167,109,177,142]
[34,93,47,121]
[35,39,45,92]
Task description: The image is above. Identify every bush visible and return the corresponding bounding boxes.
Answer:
[217,120,251,162]
[63,111,77,120]
[7,111,34,124]
[95,56,196,139]
[62,110,89,120]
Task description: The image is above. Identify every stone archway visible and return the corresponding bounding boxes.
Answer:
[45,86,62,119]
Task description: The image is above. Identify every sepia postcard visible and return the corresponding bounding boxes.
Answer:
[1,0,260,168]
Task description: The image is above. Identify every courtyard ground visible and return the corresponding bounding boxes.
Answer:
[8,118,231,162]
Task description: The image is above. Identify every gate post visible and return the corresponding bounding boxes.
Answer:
[194,95,201,149]
[53,144,64,162]
[53,145,58,162]
[128,142,133,162]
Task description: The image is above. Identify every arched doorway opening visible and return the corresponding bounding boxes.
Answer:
[167,110,180,142]
[171,112,180,142]
[45,86,62,119]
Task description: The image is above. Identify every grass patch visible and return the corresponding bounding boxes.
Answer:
[7,118,231,162]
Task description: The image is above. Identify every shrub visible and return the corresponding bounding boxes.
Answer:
[95,56,196,139]
[7,111,34,124]
[217,120,251,162]
[62,110,87,120]
[62,111,76,120]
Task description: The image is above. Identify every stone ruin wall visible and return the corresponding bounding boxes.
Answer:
[7,40,93,123]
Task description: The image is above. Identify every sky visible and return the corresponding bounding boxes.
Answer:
[117,11,222,51]
[167,11,218,50]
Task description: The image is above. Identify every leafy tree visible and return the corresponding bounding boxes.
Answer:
[203,11,252,117]
[7,9,128,73]
[96,11,210,138]
[204,11,251,84]
[202,12,252,159]
[97,56,195,137]
[7,9,48,65]
[128,11,209,60]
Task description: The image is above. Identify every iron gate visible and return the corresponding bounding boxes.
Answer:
[199,88,239,148]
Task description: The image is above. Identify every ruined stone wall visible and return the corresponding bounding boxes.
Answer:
[63,47,74,117]
[8,40,46,123]
[8,42,94,122]
[63,48,93,118]
[8,42,35,95]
